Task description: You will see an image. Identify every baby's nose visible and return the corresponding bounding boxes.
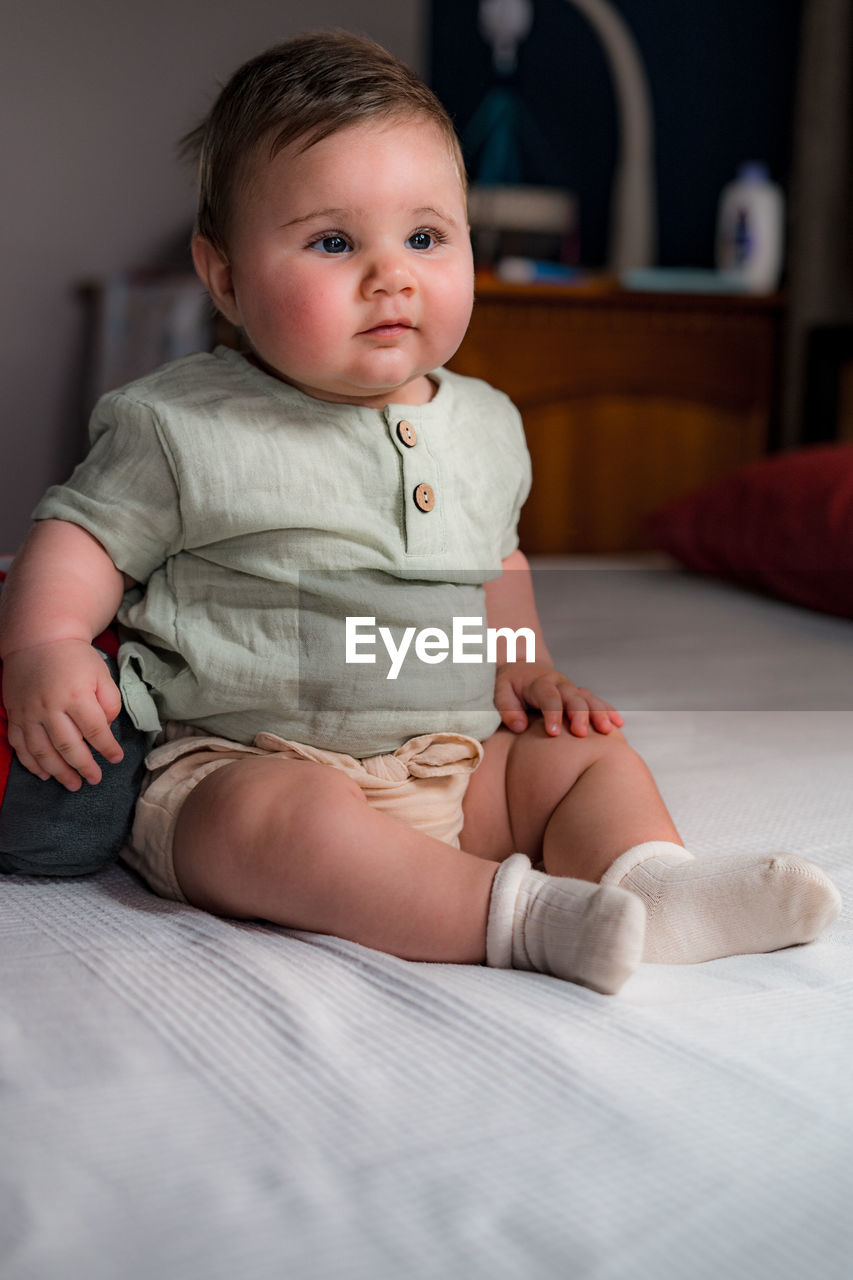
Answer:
[363,249,416,294]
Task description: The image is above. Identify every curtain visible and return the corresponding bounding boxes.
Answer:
[782,0,853,444]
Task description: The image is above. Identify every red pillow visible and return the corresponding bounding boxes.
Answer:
[646,444,853,620]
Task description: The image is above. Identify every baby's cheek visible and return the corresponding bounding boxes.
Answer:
[437,262,475,320]
[273,286,336,346]
[250,297,322,368]
[430,277,475,356]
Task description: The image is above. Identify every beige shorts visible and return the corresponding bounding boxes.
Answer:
[122,723,484,903]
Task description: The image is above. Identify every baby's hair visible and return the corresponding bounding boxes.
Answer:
[181,29,467,256]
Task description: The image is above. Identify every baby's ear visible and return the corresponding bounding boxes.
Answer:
[192,236,240,326]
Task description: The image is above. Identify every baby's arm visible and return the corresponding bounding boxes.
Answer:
[0,519,131,791]
[485,548,624,738]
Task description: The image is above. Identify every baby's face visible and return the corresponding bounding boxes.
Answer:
[214,115,474,407]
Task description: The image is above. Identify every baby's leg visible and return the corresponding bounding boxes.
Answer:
[172,757,495,963]
[172,754,643,993]
[463,722,841,964]
[461,721,681,879]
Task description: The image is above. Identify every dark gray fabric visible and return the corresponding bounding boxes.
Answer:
[782,0,853,442]
[0,652,147,876]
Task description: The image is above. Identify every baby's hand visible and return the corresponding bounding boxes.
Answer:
[494,662,624,738]
[2,640,125,791]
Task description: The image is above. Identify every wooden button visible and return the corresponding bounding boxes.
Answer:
[396,419,417,447]
[413,482,435,512]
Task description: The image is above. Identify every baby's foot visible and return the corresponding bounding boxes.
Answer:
[486,853,647,994]
[601,842,842,964]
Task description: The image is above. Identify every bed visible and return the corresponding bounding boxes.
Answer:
[2,553,852,1280]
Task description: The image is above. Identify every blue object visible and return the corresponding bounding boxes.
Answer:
[497,257,586,284]
[621,267,749,294]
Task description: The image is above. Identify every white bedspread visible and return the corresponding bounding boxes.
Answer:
[2,560,852,1280]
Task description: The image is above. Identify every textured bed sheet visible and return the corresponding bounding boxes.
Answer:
[2,558,852,1280]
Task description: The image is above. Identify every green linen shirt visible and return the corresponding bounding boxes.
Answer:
[35,347,532,755]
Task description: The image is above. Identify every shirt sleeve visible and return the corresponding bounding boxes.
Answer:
[33,390,183,583]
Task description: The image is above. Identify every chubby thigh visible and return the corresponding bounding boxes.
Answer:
[122,725,483,904]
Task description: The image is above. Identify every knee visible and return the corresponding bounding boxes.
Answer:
[507,722,646,820]
[593,725,631,757]
[511,719,631,772]
[261,763,365,846]
[173,760,366,912]
[203,759,365,848]
[582,726,650,776]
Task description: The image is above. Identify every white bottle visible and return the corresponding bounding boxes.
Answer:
[715,162,785,292]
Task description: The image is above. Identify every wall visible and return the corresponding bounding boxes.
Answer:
[0,0,425,552]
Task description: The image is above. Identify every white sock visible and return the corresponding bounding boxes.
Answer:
[486,853,647,995]
[600,840,843,964]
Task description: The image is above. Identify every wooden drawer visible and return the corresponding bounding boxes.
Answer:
[448,277,784,552]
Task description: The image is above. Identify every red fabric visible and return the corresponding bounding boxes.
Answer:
[647,444,853,620]
[93,625,119,657]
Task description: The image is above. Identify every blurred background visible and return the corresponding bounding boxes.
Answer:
[1,0,851,553]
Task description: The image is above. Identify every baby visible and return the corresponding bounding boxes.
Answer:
[0,32,840,994]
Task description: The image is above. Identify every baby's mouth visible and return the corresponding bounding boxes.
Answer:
[361,320,414,338]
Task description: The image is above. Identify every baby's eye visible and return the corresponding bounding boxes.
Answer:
[407,230,440,251]
[310,234,351,255]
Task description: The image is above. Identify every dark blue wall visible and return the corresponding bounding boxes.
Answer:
[429,0,802,268]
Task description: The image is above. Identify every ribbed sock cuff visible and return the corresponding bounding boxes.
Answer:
[485,853,532,968]
[600,841,691,886]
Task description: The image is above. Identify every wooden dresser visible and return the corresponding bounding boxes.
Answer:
[447,276,784,553]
